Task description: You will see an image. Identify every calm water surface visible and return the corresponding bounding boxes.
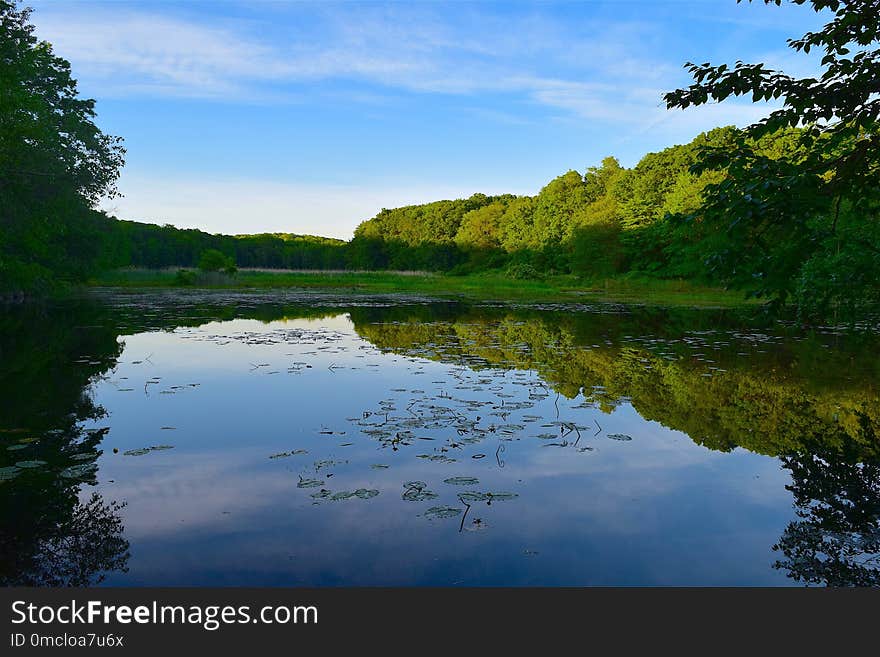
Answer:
[2,290,879,586]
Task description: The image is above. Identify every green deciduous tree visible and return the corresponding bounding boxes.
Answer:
[663,0,880,315]
[454,200,507,250]
[0,0,125,293]
[198,248,237,274]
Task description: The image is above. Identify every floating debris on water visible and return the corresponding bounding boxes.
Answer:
[314,459,346,470]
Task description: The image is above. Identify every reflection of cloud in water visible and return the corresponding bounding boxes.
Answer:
[97,408,793,585]
[60,294,880,585]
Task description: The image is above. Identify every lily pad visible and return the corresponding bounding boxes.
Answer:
[14,460,47,469]
[458,492,489,502]
[402,481,438,502]
[443,476,479,486]
[331,488,380,501]
[59,463,98,479]
[0,466,20,481]
[124,445,174,456]
[416,454,456,463]
[423,506,462,520]
[607,433,633,441]
[297,477,324,489]
[403,488,438,502]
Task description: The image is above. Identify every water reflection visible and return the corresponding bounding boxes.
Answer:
[773,434,880,586]
[0,302,129,585]
[1,290,878,585]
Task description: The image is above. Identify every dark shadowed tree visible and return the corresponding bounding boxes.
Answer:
[0,0,125,292]
[198,248,237,274]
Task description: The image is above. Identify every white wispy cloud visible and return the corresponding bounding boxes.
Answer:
[29,2,729,128]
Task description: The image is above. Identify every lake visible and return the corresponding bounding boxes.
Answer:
[2,289,879,586]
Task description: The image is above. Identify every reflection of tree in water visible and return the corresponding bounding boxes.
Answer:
[351,310,880,456]
[346,307,880,585]
[0,301,129,586]
[0,422,130,585]
[11,493,129,587]
[773,421,880,586]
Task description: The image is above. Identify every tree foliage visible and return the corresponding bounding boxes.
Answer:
[198,248,236,274]
[663,0,880,314]
[1,0,125,293]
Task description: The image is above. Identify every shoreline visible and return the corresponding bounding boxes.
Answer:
[86,269,756,309]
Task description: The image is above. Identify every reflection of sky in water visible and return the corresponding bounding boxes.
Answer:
[83,314,794,585]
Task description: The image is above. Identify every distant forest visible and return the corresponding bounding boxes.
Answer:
[2,0,878,319]
[45,125,801,275]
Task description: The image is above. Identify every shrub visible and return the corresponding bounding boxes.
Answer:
[198,249,236,275]
[505,263,544,280]
[174,269,197,286]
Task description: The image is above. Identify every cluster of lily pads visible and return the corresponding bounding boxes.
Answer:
[123,445,174,456]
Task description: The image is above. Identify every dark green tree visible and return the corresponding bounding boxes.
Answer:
[198,248,236,274]
[663,0,880,314]
[0,0,125,293]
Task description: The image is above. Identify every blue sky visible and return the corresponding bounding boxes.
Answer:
[30,0,827,239]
